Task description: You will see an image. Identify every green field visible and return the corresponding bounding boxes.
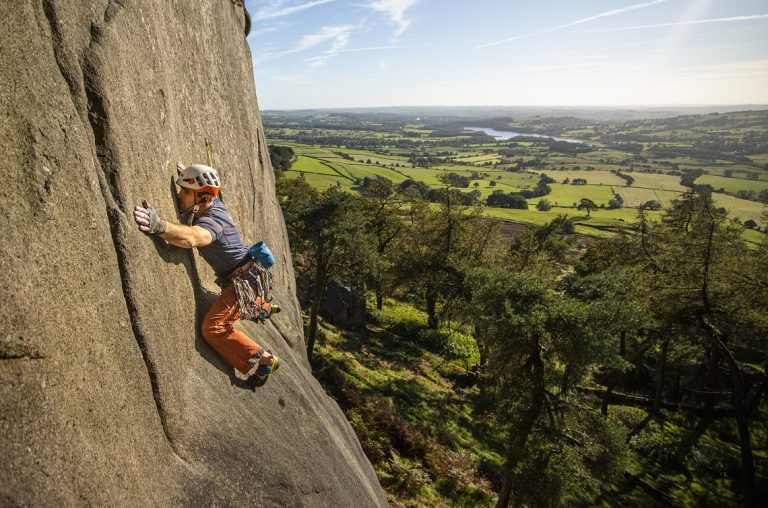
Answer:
[331,161,408,183]
[343,149,411,165]
[394,167,449,186]
[712,193,766,224]
[271,132,768,231]
[534,169,625,186]
[615,186,684,208]
[748,153,768,165]
[531,183,615,207]
[651,190,688,208]
[482,170,540,188]
[629,173,688,192]
[291,155,341,176]
[284,171,355,191]
[581,149,633,161]
[697,175,768,194]
[484,205,655,236]
[453,154,502,163]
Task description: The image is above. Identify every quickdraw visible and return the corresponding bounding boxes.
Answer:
[227,260,275,323]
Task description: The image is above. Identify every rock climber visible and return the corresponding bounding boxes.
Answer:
[132,162,278,387]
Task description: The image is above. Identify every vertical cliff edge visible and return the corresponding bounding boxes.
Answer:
[0,1,387,506]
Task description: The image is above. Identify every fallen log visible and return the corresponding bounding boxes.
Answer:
[576,385,734,417]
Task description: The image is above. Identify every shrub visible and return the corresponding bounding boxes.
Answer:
[440,329,480,366]
[387,458,432,493]
[416,328,479,367]
[689,443,739,477]
[425,448,493,496]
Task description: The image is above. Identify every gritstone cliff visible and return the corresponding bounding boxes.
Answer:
[0,2,387,506]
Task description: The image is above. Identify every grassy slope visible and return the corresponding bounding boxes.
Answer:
[312,300,498,507]
[310,298,767,507]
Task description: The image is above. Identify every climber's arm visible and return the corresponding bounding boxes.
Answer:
[133,200,212,248]
[160,222,213,249]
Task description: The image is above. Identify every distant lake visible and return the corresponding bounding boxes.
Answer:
[464,126,583,144]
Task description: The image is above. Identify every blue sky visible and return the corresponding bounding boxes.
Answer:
[244,0,768,109]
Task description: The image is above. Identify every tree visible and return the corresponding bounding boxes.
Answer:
[633,190,767,506]
[640,200,662,211]
[439,172,470,188]
[680,168,703,187]
[536,199,552,211]
[470,219,625,507]
[568,261,655,415]
[577,198,598,216]
[360,177,406,310]
[539,173,556,184]
[487,191,528,209]
[268,145,296,173]
[396,193,499,329]
[277,178,372,362]
[471,267,549,508]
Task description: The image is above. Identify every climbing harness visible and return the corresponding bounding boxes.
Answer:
[219,242,278,324]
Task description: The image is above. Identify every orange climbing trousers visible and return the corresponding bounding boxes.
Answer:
[201,283,263,375]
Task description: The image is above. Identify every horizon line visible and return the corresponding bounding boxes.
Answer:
[261,103,768,111]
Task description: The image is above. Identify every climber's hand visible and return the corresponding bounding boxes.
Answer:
[134,199,167,235]
[176,161,185,176]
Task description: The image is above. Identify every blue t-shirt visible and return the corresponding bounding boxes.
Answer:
[193,198,249,277]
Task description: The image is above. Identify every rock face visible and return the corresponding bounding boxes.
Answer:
[320,283,367,330]
[0,2,387,506]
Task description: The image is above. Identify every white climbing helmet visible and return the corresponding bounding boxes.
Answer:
[176,164,221,197]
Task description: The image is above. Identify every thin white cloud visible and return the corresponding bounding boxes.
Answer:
[591,13,768,32]
[477,27,559,47]
[253,23,360,66]
[294,24,355,52]
[367,0,420,38]
[563,0,668,27]
[476,0,669,49]
[253,0,335,21]
[303,45,402,66]
[308,30,352,67]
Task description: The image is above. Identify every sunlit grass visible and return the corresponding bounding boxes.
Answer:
[529,183,616,207]
[312,298,500,507]
[532,169,626,186]
[629,173,688,192]
[697,175,768,194]
[290,155,339,175]
[712,193,767,225]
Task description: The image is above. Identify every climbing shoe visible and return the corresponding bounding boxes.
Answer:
[249,353,279,389]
